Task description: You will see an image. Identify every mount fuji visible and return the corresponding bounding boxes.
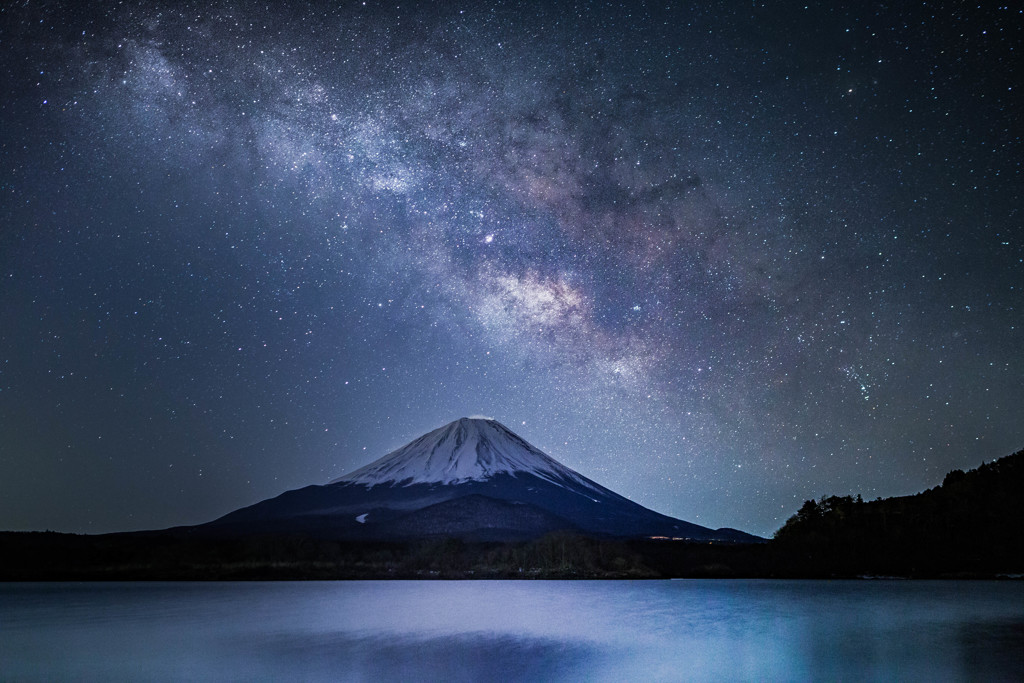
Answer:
[202,417,760,543]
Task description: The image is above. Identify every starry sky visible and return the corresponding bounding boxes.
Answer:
[1,1,1021,537]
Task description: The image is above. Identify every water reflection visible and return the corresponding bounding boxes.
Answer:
[1,580,1022,681]
[959,621,1024,678]
[246,632,602,683]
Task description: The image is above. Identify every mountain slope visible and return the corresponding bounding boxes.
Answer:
[203,417,760,543]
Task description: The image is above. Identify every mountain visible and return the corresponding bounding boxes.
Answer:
[202,417,759,543]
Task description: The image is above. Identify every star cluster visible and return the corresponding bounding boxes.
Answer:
[1,1,1021,536]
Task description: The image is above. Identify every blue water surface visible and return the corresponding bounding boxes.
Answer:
[1,580,1022,681]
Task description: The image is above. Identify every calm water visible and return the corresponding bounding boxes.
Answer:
[1,580,1022,681]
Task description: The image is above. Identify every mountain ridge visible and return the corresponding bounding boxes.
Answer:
[4,445,1020,580]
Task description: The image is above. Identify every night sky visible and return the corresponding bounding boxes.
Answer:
[1,1,1020,538]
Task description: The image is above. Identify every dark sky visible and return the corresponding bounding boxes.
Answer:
[1,1,1020,537]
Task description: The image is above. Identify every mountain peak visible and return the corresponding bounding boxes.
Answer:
[331,417,595,490]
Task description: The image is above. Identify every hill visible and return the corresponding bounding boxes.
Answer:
[772,449,1024,577]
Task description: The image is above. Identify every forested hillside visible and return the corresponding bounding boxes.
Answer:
[773,450,1024,576]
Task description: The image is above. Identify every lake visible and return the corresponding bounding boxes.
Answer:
[2,580,1022,681]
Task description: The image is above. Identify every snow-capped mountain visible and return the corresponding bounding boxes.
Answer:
[331,417,601,492]
[203,417,760,543]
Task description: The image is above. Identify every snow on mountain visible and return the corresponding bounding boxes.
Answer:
[332,417,601,493]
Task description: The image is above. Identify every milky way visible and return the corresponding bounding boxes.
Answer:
[1,2,1021,535]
